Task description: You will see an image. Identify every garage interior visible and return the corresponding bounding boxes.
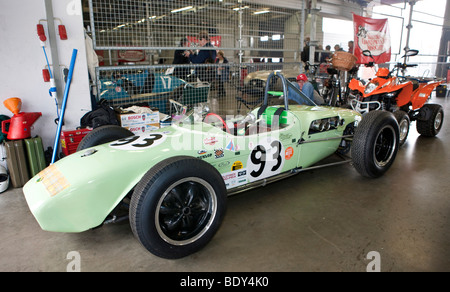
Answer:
[0,0,449,272]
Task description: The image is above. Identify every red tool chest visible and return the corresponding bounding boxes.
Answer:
[60,129,92,156]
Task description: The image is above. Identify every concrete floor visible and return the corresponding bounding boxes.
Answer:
[1,95,449,272]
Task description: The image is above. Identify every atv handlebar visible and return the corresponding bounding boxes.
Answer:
[396,63,418,69]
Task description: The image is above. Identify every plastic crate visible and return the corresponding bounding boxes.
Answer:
[179,82,210,106]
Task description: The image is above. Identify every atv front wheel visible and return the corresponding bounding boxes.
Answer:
[416,104,444,137]
[393,110,410,146]
[129,156,227,259]
[352,111,399,178]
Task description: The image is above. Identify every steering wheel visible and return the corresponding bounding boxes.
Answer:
[204,113,230,134]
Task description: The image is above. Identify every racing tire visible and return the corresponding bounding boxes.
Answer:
[351,111,399,178]
[129,156,227,259]
[77,125,134,151]
[393,110,410,146]
[416,104,444,137]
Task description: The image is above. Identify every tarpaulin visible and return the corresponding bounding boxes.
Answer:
[353,13,391,64]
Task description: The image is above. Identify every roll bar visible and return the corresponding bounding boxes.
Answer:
[263,71,316,109]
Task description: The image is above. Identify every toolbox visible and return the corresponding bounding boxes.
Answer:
[5,140,30,188]
[24,136,47,177]
[60,128,92,156]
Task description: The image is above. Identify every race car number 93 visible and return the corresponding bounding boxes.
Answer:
[109,133,166,150]
[247,138,285,183]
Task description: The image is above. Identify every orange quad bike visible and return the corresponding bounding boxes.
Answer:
[349,49,444,145]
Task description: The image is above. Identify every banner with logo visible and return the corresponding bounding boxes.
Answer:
[186,36,222,48]
[353,13,391,64]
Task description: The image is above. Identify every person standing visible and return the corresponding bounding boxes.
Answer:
[320,45,332,63]
[172,37,190,80]
[215,50,229,98]
[348,40,354,54]
[301,37,311,71]
[184,31,217,82]
[334,44,343,52]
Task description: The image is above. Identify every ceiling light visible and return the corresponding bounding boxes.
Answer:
[272,34,281,40]
[233,6,249,11]
[171,6,193,13]
[254,10,270,15]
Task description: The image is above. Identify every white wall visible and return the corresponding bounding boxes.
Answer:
[0,0,91,151]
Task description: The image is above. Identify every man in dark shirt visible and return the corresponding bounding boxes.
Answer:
[184,31,217,82]
[173,38,190,80]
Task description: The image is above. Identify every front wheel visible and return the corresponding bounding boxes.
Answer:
[351,111,399,178]
[393,110,410,146]
[129,156,227,259]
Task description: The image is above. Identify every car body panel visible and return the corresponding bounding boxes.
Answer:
[23,104,360,233]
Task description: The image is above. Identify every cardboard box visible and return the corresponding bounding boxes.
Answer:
[124,123,160,135]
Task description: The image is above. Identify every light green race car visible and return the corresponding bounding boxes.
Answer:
[23,72,400,259]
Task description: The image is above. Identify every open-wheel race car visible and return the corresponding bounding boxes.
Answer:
[23,72,400,259]
[98,69,209,112]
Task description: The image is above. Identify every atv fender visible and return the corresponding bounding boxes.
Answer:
[393,81,414,107]
[348,79,365,93]
[411,81,444,110]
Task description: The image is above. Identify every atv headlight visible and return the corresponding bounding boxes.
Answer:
[364,82,379,94]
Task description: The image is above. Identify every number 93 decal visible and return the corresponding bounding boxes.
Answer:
[109,133,166,150]
[246,138,284,183]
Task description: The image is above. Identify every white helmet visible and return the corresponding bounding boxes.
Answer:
[0,165,9,193]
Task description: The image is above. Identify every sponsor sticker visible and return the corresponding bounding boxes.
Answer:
[214,148,224,159]
[285,147,294,160]
[222,169,247,189]
[204,137,219,146]
[232,161,243,171]
[226,140,236,152]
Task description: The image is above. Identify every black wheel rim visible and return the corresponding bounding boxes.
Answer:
[156,177,217,245]
[373,125,397,167]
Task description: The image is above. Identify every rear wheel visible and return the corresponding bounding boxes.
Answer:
[393,110,410,146]
[352,111,399,178]
[416,104,444,137]
[129,156,227,259]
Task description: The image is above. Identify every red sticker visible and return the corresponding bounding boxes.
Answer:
[285,147,294,160]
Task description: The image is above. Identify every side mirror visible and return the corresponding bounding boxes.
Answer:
[362,50,372,57]
[402,49,419,58]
